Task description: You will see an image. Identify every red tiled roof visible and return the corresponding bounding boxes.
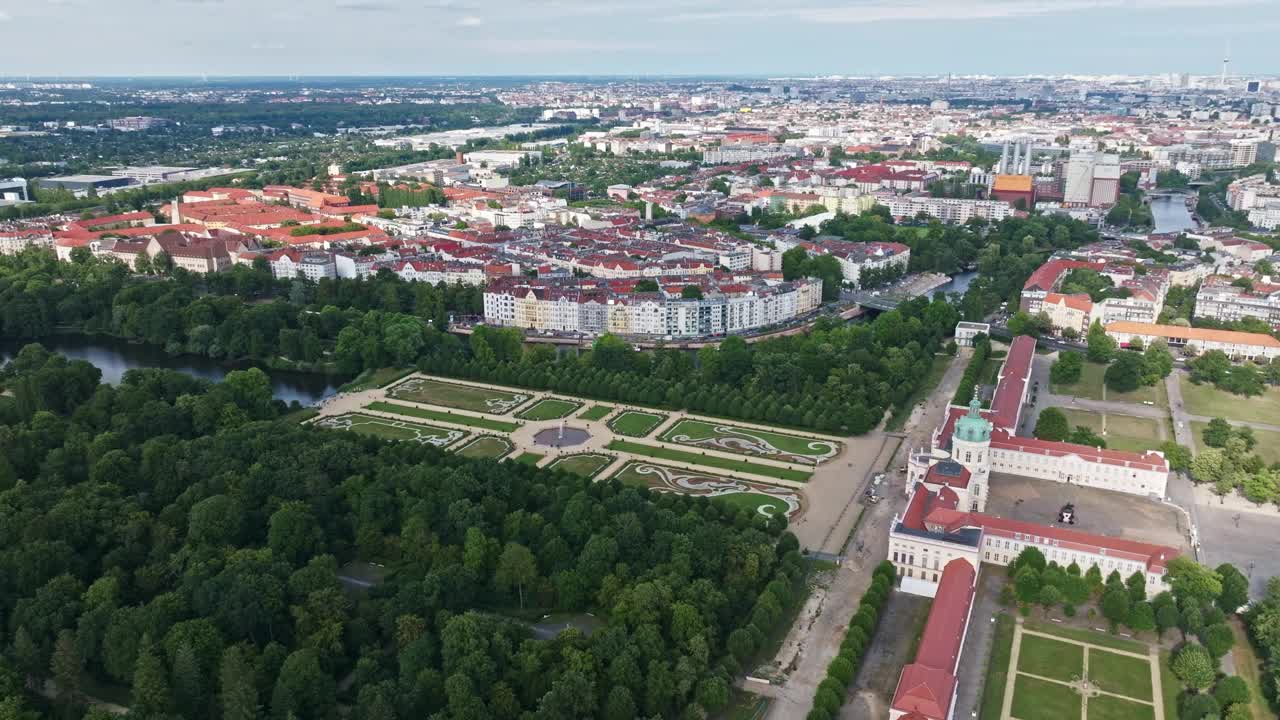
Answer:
[1023,259,1103,292]
[891,664,956,720]
[1043,292,1094,314]
[916,559,976,670]
[989,335,1035,429]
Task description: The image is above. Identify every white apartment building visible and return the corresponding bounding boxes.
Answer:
[879,196,1012,224]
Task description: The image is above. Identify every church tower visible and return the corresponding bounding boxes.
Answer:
[951,394,992,512]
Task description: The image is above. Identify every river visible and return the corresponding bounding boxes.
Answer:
[0,336,341,406]
[934,270,978,297]
[1150,194,1197,235]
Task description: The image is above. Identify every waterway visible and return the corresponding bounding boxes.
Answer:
[1150,194,1198,235]
[0,335,341,406]
[934,270,979,297]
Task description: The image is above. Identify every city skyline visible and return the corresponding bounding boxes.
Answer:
[0,0,1277,77]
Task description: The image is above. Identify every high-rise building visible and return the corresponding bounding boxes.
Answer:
[1064,151,1120,207]
[1230,138,1259,167]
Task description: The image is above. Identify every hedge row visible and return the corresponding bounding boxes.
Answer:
[806,560,898,720]
[951,334,993,406]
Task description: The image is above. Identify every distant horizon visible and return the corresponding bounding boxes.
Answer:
[0,0,1276,78]
[4,72,1278,82]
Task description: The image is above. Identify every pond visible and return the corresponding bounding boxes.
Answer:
[0,335,341,406]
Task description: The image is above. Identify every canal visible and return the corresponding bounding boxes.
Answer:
[1150,194,1197,235]
[0,335,342,406]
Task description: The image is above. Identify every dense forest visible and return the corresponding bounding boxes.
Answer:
[818,211,1097,319]
[0,345,802,720]
[0,246,960,434]
[0,250,483,374]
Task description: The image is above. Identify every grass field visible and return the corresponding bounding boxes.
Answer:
[659,418,839,462]
[339,367,413,393]
[315,413,467,447]
[609,460,802,518]
[366,401,520,433]
[1089,649,1153,701]
[387,377,530,414]
[1193,421,1280,465]
[547,453,614,478]
[514,452,544,466]
[1229,619,1270,720]
[1011,675,1082,720]
[1052,362,1168,407]
[1018,634,1083,682]
[1158,651,1179,720]
[1179,374,1280,426]
[1060,408,1164,453]
[516,398,583,421]
[456,435,514,460]
[980,613,1017,720]
[712,492,793,517]
[578,405,613,421]
[1022,621,1147,654]
[606,439,812,482]
[608,410,668,437]
[1087,694,1155,720]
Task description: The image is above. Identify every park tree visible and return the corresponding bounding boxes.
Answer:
[1156,603,1180,638]
[1015,567,1042,605]
[1171,643,1216,691]
[1104,351,1145,393]
[132,635,172,717]
[1128,602,1156,635]
[218,646,260,720]
[1038,585,1063,616]
[1167,557,1224,603]
[1142,340,1175,383]
[1201,623,1235,659]
[1203,417,1234,448]
[1050,352,1084,384]
[494,542,538,610]
[50,630,83,708]
[1101,587,1131,626]
[1216,564,1250,614]
[1213,675,1250,708]
[1034,408,1071,442]
[270,649,334,720]
[1086,321,1116,363]
[1159,442,1193,473]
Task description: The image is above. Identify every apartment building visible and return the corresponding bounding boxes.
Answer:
[1195,276,1280,328]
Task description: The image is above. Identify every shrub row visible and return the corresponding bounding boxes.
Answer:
[806,561,897,720]
[952,334,993,406]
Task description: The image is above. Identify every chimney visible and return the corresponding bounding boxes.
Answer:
[171,196,181,225]
[456,151,465,164]
[645,201,653,221]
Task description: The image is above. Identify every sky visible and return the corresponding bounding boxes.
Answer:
[0,0,1277,78]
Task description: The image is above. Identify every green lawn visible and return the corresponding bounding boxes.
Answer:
[315,413,467,447]
[283,408,320,424]
[658,418,840,461]
[578,405,614,421]
[1179,374,1280,426]
[516,398,583,421]
[366,401,520,433]
[605,439,812,483]
[456,435,514,460]
[1060,408,1164,453]
[1087,694,1155,720]
[339,366,413,393]
[712,492,792,517]
[1193,421,1280,465]
[1229,619,1271,720]
[1052,362,1168,407]
[980,613,1016,720]
[608,411,668,437]
[1023,621,1148,655]
[514,452,544,466]
[1158,651,1179,720]
[547,453,614,478]
[387,377,531,414]
[1018,634,1084,682]
[1088,649,1153,701]
[1010,675,1082,720]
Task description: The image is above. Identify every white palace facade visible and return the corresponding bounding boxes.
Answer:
[886,335,1180,720]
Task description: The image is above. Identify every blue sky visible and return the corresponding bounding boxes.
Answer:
[0,0,1276,77]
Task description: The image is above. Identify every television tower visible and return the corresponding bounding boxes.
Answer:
[1220,40,1230,88]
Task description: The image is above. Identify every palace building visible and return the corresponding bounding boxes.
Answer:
[887,334,1180,720]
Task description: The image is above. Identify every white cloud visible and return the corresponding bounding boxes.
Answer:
[456,14,483,25]
[663,0,1264,24]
